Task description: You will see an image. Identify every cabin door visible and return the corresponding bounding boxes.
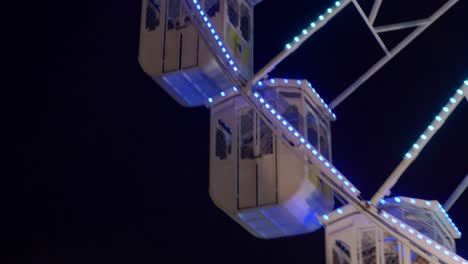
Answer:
[238,109,277,209]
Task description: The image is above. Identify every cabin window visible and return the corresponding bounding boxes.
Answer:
[260,118,273,155]
[168,0,182,30]
[240,4,250,41]
[241,111,254,159]
[307,112,318,147]
[206,0,220,17]
[215,119,232,160]
[228,0,239,27]
[333,240,351,264]
[319,124,329,159]
[145,0,160,31]
[282,105,303,133]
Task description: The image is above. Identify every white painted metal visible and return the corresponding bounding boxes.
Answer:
[370,85,467,205]
[330,0,461,109]
[368,0,382,26]
[374,19,430,33]
[351,0,389,55]
[444,174,468,211]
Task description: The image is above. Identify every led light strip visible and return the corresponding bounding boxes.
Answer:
[284,1,348,50]
[252,92,359,197]
[381,197,461,237]
[184,2,465,261]
[258,78,336,119]
[404,81,467,160]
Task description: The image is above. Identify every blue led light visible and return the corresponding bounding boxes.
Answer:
[394,197,401,203]
[297,80,301,85]
[270,79,276,84]
[225,54,230,59]
[294,132,299,137]
[319,15,324,21]
[391,218,397,223]
[218,41,222,46]
[196,4,201,10]
[417,234,423,239]
[203,16,208,21]
[331,168,337,174]
[207,22,212,28]
[435,115,442,121]
[193,0,197,4]
[285,43,292,49]
[265,103,270,109]
[383,213,389,218]
[350,187,356,193]
[288,126,293,131]
[425,201,431,206]
[312,150,318,155]
[325,162,330,167]
[344,181,349,186]
[337,174,343,180]
[323,214,329,220]
[306,144,311,149]
[220,91,225,97]
[337,208,343,214]
[209,28,214,34]
[319,155,324,161]
[400,223,406,228]
[208,97,213,103]
[276,114,282,120]
[450,98,456,103]
[300,138,305,143]
[311,22,316,28]
[254,92,259,98]
[259,98,265,103]
[233,67,238,72]
[409,229,415,234]
[233,86,238,92]
[282,120,287,126]
[271,109,276,114]
[284,79,289,83]
[421,134,427,140]
[380,199,386,204]
[410,198,416,204]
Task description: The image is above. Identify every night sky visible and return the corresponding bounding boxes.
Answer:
[6,0,468,263]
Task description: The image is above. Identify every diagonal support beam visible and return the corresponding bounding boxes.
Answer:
[330,0,460,109]
[369,0,383,25]
[374,19,430,33]
[444,174,468,211]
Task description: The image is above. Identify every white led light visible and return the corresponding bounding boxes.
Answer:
[413,144,419,149]
[294,36,300,42]
[271,109,276,114]
[214,35,219,40]
[394,197,401,203]
[405,153,412,159]
[258,81,263,86]
[218,41,222,46]
[319,156,324,161]
[277,115,282,120]
[294,132,299,137]
[425,201,431,206]
[464,80,468,86]
[435,115,442,121]
[229,60,234,65]
[410,198,416,204]
[327,8,332,13]
[259,98,265,103]
[208,98,213,103]
[428,125,434,131]
[380,199,386,204]
[457,89,463,95]
[421,134,427,140]
[222,47,226,53]
[265,104,270,109]
[337,174,343,180]
[306,144,311,149]
[435,245,441,250]
[193,0,197,4]
[331,168,337,174]
[444,250,450,256]
[319,15,324,21]
[426,239,432,244]
[383,213,389,218]
[335,1,341,6]
[311,22,316,28]
[337,208,343,214]
[400,223,406,228]
[312,150,318,155]
[220,91,225,97]
[300,138,305,143]
[282,120,287,126]
[270,79,276,84]
[225,54,230,59]
[450,98,456,104]
[286,43,292,49]
[254,93,259,98]
[323,214,329,220]
[302,29,308,35]
[325,162,330,167]
[391,218,397,223]
[233,67,238,72]
[288,126,294,131]
[443,107,449,112]
[417,234,423,239]
[409,229,415,234]
[350,187,356,193]
[233,86,238,91]
[284,79,289,83]
[344,181,349,186]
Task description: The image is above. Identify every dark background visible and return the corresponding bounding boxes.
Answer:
[5,0,467,263]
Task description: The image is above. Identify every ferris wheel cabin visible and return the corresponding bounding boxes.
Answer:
[138,0,254,107]
[209,79,336,238]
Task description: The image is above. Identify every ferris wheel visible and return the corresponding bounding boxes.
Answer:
[138,0,467,263]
